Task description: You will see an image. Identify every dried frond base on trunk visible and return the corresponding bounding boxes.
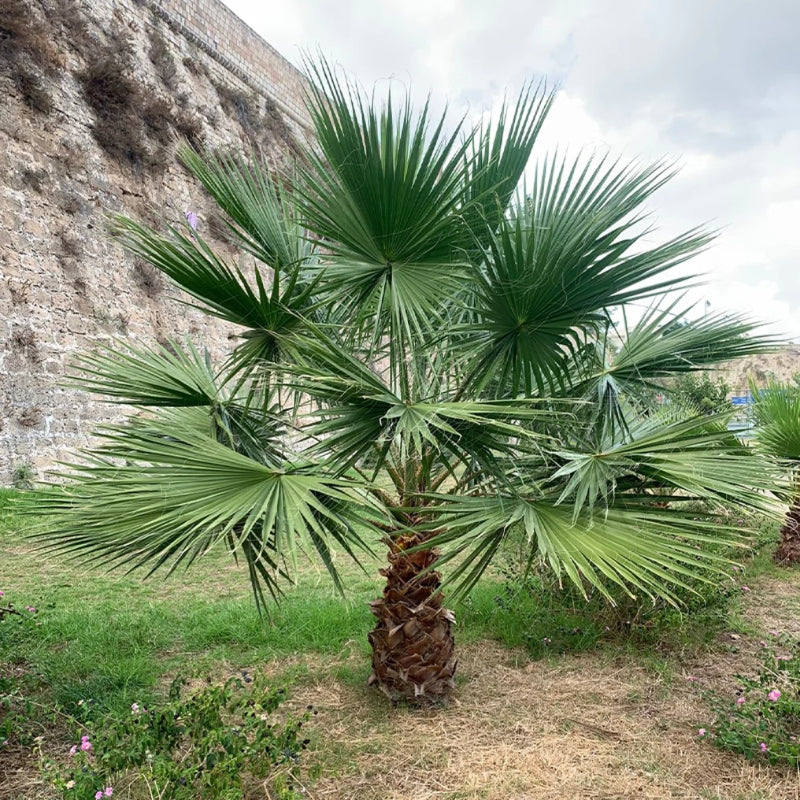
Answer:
[774,499,800,564]
[368,534,456,704]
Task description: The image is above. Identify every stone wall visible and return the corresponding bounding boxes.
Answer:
[0,0,312,483]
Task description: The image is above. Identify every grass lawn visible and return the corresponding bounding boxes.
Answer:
[2,488,800,798]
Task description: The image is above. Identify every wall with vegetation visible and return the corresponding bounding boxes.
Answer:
[0,0,311,483]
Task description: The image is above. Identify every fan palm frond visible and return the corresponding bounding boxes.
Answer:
[33,412,380,613]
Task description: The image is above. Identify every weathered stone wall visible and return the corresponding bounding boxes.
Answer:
[0,0,312,483]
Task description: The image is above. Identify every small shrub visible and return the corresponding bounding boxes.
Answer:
[702,632,800,767]
[174,110,205,151]
[18,407,43,429]
[20,167,47,193]
[10,326,41,362]
[80,29,197,173]
[141,95,175,148]
[81,45,151,170]
[148,28,178,90]
[132,258,164,297]
[0,0,62,71]
[215,82,260,138]
[40,673,311,799]
[0,0,60,114]
[80,30,170,172]
[59,232,82,258]
[671,373,731,414]
[11,462,36,490]
[8,280,30,304]
[58,191,87,216]
[46,0,91,55]
[12,67,54,114]
[113,313,130,334]
[182,56,201,76]
[264,97,300,153]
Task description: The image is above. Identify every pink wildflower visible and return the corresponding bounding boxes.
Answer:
[760,742,768,753]
[736,697,746,705]
[741,585,750,592]
[732,566,739,572]
[69,745,77,756]
[96,792,103,800]
[80,739,92,752]
[768,689,781,702]
[25,606,36,613]
[698,728,706,737]
[760,640,767,647]
[131,703,139,713]
[769,630,779,636]
[685,675,699,682]
[0,590,4,596]
[104,788,113,797]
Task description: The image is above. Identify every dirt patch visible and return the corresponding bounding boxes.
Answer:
[745,576,800,640]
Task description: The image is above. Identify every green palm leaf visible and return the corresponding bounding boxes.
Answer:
[299,58,476,350]
[111,216,313,367]
[553,410,782,516]
[604,301,779,388]
[751,380,800,461]
[179,144,313,273]
[32,412,379,612]
[460,156,715,397]
[462,81,554,248]
[425,490,778,604]
[67,338,222,407]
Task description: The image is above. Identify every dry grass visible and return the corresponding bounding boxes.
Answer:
[745,576,800,640]
[288,640,800,800]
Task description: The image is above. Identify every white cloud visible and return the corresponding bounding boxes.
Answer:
[221,0,800,339]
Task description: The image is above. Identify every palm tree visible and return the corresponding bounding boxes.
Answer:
[36,61,783,703]
[751,380,800,563]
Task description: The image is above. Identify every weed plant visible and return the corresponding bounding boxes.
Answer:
[0,0,60,114]
[38,674,309,799]
[703,633,800,767]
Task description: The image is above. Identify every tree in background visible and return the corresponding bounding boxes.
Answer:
[671,374,731,414]
[34,61,783,704]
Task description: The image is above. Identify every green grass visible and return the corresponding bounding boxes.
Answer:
[1,488,381,718]
[1,488,784,722]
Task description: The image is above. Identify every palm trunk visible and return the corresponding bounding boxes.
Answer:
[367,532,457,703]
[774,496,800,564]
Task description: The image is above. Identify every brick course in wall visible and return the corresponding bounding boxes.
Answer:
[151,0,312,130]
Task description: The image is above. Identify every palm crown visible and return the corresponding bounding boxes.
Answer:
[37,60,783,702]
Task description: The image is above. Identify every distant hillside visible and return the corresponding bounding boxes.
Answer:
[713,345,800,393]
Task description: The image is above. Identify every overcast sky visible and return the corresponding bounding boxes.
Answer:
[222,0,800,340]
